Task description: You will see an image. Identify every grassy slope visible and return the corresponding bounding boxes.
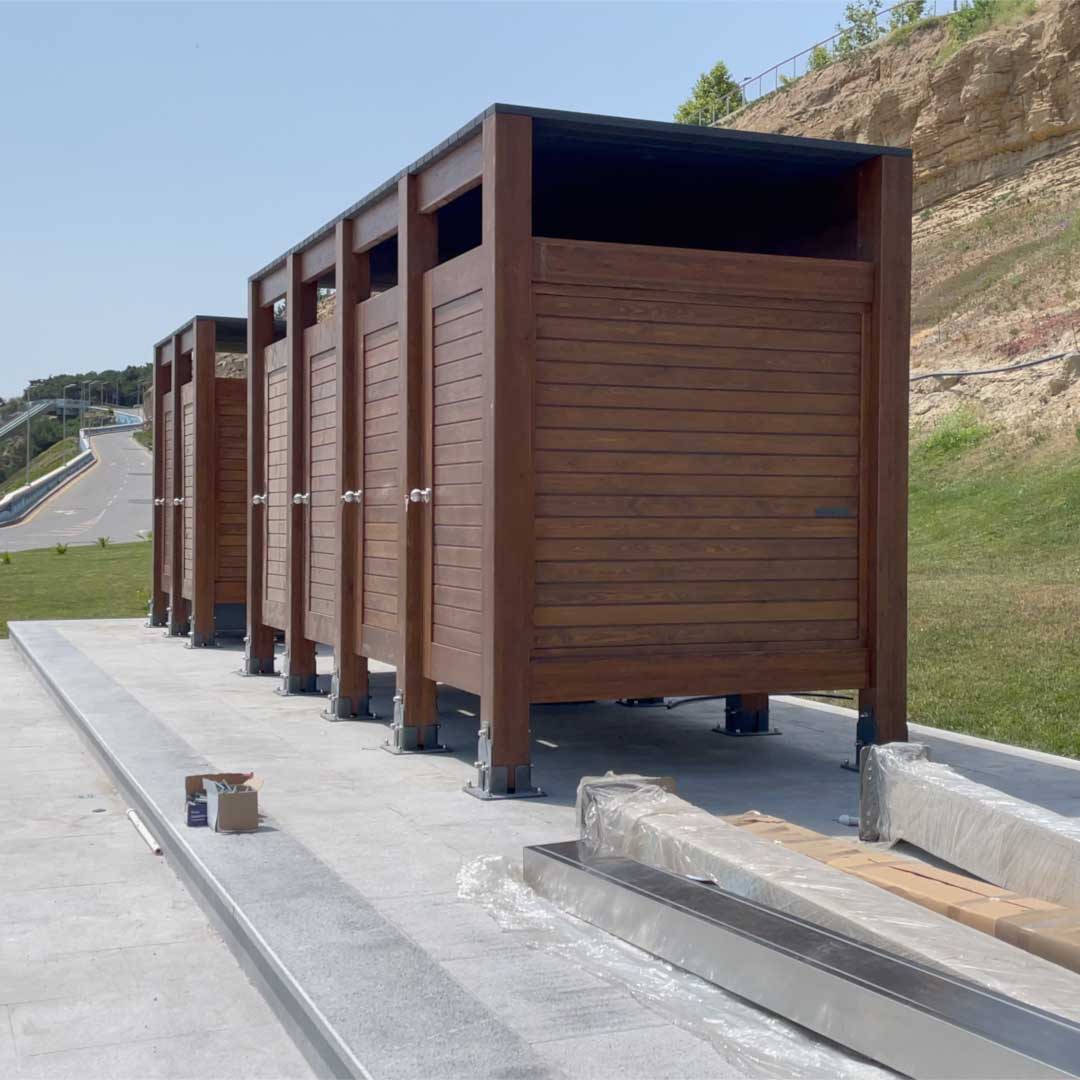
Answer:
[908,416,1080,756]
[0,437,80,498]
[0,542,151,638]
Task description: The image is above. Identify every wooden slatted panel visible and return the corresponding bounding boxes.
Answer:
[361,301,400,640]
[182,386,194,595]
[306,332,337,626]
[162,393,173,584]
[432,284,483,657]
[531,275,864,657]
[264,344,288,615]
[214,379,247,600]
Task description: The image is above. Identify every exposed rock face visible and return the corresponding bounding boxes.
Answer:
[728,2,1080,210]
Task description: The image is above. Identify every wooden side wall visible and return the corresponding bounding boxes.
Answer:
[358,287,401,663]
[527,238,875,702]
[214,379,247,603]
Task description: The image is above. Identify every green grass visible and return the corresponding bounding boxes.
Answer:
[133,427,152,451]
[937,0,1038,64]
[0,541,151,638]
[907,417,1080,756]
[0,437,80,498]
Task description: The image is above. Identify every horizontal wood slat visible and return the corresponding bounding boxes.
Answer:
[534,238,874,304]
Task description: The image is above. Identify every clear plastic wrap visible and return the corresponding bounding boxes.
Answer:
[458,854,889,1079]
[577,776,1080,1023]
[861,743,1080,907]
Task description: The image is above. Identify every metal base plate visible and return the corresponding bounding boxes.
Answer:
[381,741,451,755]
[463,783,546,801]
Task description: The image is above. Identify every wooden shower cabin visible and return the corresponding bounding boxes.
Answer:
[150,316,248,646]
[244,105,912,797]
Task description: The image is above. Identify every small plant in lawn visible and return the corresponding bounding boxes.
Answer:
[54,543,68,555]
[97,536,110,548]
[0,552,10,565]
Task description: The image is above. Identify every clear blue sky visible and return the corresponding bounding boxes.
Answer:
[0,0,842,399]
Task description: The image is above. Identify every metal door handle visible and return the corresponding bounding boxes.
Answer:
[172,497,185,506]
[251,493,267,506]
[340,490,363,504]
[292,492,310,505]
[408,488,432,504]
[153,498,165,507]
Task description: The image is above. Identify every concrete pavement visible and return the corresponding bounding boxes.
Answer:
[12,617,1080,1078]
[0,639,313,1080]
[0,429,151,552]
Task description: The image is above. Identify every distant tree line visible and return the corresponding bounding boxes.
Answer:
[0,363,152,414]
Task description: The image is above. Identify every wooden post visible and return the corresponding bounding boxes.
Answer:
[280,253,318,693]
[389,173,440,750]
[326,219,372,718]
[167,335,191,636]
[469,112,540,798]
[189,318,217,647]
[244,285,276,674]
[149,346,169,626]
[857,154,912,747]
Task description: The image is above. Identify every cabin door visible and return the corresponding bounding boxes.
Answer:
[161,391,173,590]
[355,288,401,664]
[262,340,289,631]
[302,321,338,645]
[181,383,194,599]
[420,248,485,695]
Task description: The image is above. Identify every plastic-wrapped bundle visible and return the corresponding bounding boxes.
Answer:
[860,743,1080,907]
[577,776,1080,1023]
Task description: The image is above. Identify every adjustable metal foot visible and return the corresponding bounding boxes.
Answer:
[841,707,877,772]
[273,652,322,696]
[464,762,545,800]
[186,627,217,649]
[238,637,276,676]
[383,690,449,752]
[322,679,377,722]
[617,697,665,708]
[714,694,779,737]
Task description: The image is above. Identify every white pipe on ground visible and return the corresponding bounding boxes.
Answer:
[126,808,163,855]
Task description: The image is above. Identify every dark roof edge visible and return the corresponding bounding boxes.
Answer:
[153,315,248,354]
[248,102,911,285]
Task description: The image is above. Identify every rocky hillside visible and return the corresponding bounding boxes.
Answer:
[728,0,1080,437]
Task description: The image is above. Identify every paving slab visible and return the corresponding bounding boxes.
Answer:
[0,639,313,1080]
[10,618,1080,1080]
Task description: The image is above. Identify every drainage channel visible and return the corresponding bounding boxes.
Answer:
[524,841,1080,1080]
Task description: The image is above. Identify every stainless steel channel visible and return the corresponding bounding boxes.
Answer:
[523,841,1080,1080]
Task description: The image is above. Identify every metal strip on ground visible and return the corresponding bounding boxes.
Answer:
[524,840,1080,1080]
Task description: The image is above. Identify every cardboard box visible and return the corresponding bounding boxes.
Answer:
[737,821,820,845]
[184,773,261,833]
[949,896,1060,936]
[827,850,911,872]
[784,837,861,864]
[848,863,985,915]
[996,908,1080,974]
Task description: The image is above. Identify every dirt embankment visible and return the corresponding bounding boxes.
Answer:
[727,2,1080,437]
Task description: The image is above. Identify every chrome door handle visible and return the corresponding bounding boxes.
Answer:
[292,492,310,505]
[340,490,363,504]
[408,487,432,504]
[153,498,165,507]
[172,497,185,506]
[251,493,267,506]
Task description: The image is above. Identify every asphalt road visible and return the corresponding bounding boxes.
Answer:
[0,429,152,552]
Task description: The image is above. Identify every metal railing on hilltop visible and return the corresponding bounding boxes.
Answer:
[686,0,954,128]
